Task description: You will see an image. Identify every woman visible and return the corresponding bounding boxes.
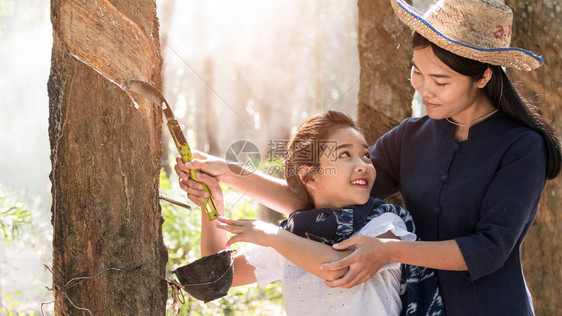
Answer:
[175,0,561,314]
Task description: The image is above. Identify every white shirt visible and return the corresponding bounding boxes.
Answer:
[243,212,416,316]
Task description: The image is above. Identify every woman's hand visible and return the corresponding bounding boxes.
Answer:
[174,151,229,206]
[215,217,279,248]
[319,235,390,288]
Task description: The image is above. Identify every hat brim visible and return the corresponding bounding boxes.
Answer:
[391,0,543,71]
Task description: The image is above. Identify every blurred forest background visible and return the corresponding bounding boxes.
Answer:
[157,0,361,164]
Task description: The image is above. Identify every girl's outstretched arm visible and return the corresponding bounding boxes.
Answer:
[198,175,228,257]
[197,179,257,287]
[231,255,257,287]
[175,153,304,215]
[217,217,353,281]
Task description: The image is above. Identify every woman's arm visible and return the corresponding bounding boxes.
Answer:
[388,239,467,269]
[319,235,466,288]
[217,217,353,281]
[175,153,304,214]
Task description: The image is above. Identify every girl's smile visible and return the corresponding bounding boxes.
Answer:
[351,178,369,188]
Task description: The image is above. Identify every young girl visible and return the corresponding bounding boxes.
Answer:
[199,111,441,315]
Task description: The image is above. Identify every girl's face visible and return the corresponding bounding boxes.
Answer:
[305,127,376,209]
[410,47,489,122]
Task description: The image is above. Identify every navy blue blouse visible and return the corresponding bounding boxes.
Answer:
[370,112,546,316]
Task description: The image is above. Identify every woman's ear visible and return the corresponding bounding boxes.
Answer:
[477,67,493,88]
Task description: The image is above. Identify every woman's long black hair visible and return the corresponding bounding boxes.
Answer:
[412,32,561,179]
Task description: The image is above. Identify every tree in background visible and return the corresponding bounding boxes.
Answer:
[506,0,561,314]
[48,0,167,314]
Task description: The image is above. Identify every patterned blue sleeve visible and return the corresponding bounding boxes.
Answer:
[377,204,446,316]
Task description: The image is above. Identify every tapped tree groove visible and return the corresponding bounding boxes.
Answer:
[48,0,167,314]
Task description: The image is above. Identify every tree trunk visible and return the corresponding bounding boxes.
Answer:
[48,0,167,315]
[506,1,562,315]
[357,0,412,207]
[356,0,413,146]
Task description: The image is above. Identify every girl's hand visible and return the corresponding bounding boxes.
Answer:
[216,217,279,247]
[186,170,224,215]
[174,151,228,206]
[319,235,390,288]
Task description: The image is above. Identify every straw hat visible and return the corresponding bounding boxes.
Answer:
[390,0,543,71]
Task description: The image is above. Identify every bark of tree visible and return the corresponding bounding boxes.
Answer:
[356,0,413,146]
[48,0,167,314]
[506,1,562,315]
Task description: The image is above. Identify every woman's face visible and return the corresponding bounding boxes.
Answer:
[305,127,376,209]
[410,47,486,122]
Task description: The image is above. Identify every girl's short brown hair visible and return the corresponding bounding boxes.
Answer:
[284,110,361,209]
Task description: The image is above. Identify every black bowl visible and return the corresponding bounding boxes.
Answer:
[173,249,234,303]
